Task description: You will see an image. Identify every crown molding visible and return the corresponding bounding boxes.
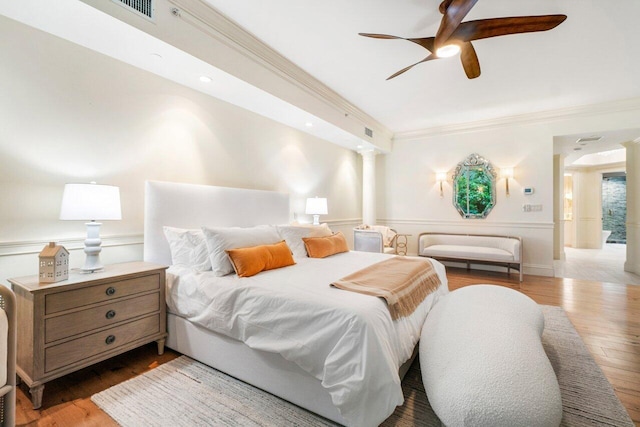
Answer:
[565,161,626,173]
[169,0,393,143]
[394,97,640,142]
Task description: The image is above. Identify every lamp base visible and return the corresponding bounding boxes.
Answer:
[81,222,104,272]
[312,215,320,226]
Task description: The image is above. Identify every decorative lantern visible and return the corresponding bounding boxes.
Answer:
[39,242,69,283]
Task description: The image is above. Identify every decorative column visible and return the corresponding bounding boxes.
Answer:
[572,169,602,249]
[622,141,639,274]
[553,154,566,260]
[360,150,378,225]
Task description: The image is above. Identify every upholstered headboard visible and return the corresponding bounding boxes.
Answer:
[143,181,290,266]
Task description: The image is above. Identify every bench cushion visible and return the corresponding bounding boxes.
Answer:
[420,285,562,427]
[421,244,515,262]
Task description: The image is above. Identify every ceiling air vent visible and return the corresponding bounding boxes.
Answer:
[112,0,154,20]
[364,127,373,138]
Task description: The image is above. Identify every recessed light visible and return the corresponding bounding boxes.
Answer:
[199,76,212,83]
[305,122,313,127]
[573,147,582,151]
[357,145,363,149]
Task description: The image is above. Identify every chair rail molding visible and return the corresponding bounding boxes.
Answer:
[377,219,554,230]
[0,234,144,257]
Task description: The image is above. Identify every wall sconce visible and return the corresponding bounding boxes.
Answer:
[305,197,328,225]
[501,168,514,196]
[436,172,447,198]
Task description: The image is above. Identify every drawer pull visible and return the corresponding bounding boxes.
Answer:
[106,287,116,296]
[105,335,116,345]
[105,310,116,319]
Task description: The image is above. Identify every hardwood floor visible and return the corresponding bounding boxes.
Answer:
[15,268,640,426]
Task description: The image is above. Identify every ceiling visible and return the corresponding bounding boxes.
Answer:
[204,0,640,133]
[2,0,640,162]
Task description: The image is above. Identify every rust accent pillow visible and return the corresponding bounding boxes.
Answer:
[226,241,295,277]
[302,232,349,258]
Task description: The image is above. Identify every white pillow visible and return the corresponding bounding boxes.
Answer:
[163,226,211,271]
[201,225,282,276]
[276,224,333,258]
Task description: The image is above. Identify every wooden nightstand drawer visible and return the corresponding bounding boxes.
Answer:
[44,292,160,343]
[45,274,160,315]
[45,314,160,373]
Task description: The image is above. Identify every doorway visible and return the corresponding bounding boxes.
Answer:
[602,172,627,244]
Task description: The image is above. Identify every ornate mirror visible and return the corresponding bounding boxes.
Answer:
[453,153,497,219]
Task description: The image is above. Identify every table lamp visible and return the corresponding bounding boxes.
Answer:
[305,197,327,225]
[59,182,122,272]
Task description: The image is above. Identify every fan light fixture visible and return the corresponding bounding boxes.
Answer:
[436,44,460,58]
[360,0,566,80]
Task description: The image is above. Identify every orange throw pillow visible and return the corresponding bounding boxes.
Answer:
[302,232,349,258]
[226,241,295,277]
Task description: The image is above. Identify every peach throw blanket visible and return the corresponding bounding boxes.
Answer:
[331,257,441,320]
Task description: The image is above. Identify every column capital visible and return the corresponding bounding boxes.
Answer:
[621,139,640,149]
[358,149,379,158]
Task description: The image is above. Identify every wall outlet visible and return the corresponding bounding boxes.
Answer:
[522,204,543,212]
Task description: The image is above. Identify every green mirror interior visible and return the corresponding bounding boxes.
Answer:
[453,153,497,218]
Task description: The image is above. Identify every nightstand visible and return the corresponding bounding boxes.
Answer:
[9,261,167,409]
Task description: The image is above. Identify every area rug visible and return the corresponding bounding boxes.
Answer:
[92,306,635,426]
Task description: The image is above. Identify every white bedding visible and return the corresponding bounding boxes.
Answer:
[166,251,448,426]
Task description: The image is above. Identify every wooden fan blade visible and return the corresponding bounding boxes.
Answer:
[435,0,479,47]
[360,33,436,53]
[359,33,405,40]
[387,54,437,80]
[460,42,481,79]
[439,0,454,14]
[452,15,567,42]
[407,37,436,53]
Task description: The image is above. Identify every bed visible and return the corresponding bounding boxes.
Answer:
[143,180,448,426]
[0,286,16,427]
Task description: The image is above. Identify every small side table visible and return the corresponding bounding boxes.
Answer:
[396,234,411,256]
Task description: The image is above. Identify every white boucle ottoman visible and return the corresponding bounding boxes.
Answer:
[420,285,562,427]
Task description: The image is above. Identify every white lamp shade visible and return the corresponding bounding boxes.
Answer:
[60,183,122,221]
[305,197,328,215]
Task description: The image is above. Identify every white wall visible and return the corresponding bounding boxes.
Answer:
[0,18,362,285]
[381,104,640,277]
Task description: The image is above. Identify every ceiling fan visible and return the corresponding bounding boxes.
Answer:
[359,0,566,80]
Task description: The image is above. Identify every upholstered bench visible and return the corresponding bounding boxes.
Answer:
[420,285,562,427]
[418,232,523,281]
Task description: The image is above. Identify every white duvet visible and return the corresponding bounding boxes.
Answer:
[166,251,448,427]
